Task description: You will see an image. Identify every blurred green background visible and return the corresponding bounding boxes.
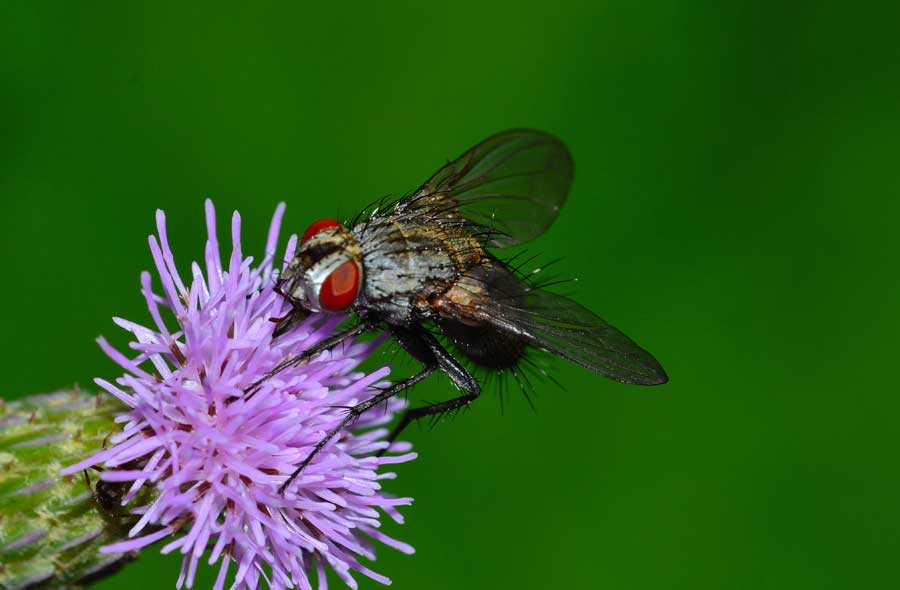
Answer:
[2,2,899,588]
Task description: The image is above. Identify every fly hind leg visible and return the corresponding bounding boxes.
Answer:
[383,387,481,450]
[383,327,481,450]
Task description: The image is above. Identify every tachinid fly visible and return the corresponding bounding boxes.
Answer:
[260,129,668,493]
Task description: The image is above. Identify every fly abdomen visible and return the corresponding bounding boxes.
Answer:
[439,319,527,370]
[433,255,529,370]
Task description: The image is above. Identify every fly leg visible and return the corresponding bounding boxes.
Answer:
[278,364,436,494]
[244,321,370,394]
[270,282,315,338]
[382,328,481,450]
[270,306,311,338]
[279,325,464,494]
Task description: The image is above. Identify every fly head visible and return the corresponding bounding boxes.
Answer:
[279,218,364,313]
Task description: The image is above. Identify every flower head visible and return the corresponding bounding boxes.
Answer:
[62,200,415,590]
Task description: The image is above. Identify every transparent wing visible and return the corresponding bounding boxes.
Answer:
[439,274,668,385]
[397,129,574,248]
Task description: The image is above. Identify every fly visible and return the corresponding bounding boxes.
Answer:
[258,129,669,493]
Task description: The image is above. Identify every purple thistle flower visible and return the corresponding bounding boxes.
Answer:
[61,200,415,590]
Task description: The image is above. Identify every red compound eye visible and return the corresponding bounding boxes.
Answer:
[319,260,360,311]
[301,218,342,244]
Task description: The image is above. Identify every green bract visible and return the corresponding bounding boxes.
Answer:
[0,390,143,590]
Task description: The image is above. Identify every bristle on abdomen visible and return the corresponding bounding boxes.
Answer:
[439,320,527,370]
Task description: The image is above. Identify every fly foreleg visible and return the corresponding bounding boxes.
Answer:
[245,321,370,395]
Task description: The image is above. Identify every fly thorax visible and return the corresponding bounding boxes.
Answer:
[354,219,458,323]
